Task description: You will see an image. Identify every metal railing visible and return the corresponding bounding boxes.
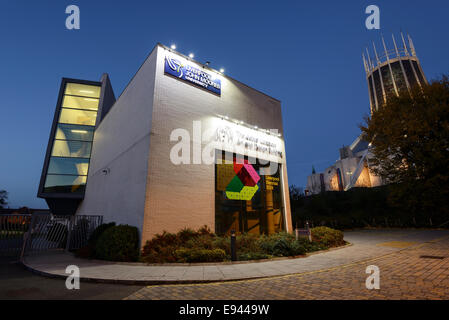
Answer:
[0,214,103,259]
[22,215,103,257]
[0,214,32,256]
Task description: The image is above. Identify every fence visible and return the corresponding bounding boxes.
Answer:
[0,214,103,259]
[0,214,32,256]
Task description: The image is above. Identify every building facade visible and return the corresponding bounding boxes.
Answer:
[38,43,292,245]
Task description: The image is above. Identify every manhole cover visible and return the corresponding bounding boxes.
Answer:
[419,255,446,260]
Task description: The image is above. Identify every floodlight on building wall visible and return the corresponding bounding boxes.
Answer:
[170,44,176,50]
[189,53,194,59]
[219,68,225,73]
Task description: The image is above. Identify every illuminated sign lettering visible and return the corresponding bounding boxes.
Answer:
[164,55,221,95]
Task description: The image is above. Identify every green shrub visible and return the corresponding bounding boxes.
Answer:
[184,234,215,250]
[311,226,345,247]
[177,228,199,242]
[141,231,182,263]
[88,222,116,246]
[75,222,116,259]
[141,226,216,263]
[95,225,140,262]
[175,248,226,262]
[257,232,306,257]
[236,233,260,254]
[296,237,326,252]
[141,227,345,263]
[211,236,231,254]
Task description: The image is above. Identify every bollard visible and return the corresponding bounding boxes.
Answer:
[305,221,312,242]
[230,229,237,261]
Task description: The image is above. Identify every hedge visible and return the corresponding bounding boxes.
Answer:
[95,225,140,262]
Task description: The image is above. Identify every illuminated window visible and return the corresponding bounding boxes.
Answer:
[55,124,94,141]
[51,140,92,158]
[43,81,102,194]
[215,151,285,235]
[48,157,89,176]
[62,95,99,111]
[59,108,97,126]
[44,175,87,194]
[64,83,101,98]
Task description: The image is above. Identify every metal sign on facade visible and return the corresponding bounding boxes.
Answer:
[164,55,221,95]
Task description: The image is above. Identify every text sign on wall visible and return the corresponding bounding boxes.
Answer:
[164,55,221,95]
[215,124,283,159]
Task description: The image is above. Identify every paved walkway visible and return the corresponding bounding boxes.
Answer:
[22,229,449,285]
[0,256,141,300]
[126,230,449,300]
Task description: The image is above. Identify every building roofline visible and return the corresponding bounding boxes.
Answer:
[156,43,281,104]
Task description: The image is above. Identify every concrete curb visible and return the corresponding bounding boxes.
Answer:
[21,243,353,285]
[64,242,354,267]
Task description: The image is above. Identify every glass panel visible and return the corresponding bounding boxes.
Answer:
[403,60,418,88]
[59,108,97,126]
[55,124,94,141]
[44,174,87,194]
[48,157,89,175]
[62,95,99,111]
[51,140,92,158]
[412,61,426,87]
[391,61,407,93]
[373,69,384,107]
[215,151,284,236]
[381,66,395,99]
[65,83,101,98]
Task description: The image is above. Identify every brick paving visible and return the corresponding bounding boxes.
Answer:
[125,234,449,300]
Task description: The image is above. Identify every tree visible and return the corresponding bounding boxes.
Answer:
[289,185,304,201]
[0,190,8,208]
[360,76,449,219]
[289,185,306,228]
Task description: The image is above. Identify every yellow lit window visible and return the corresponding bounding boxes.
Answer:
[59,108,97,126]
[62,95,99,111]
[65,83,101,98]
[51,140,92,158]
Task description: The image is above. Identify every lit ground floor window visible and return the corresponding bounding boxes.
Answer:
[215,150,285,235]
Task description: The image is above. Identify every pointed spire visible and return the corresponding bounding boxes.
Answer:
[362,53,369,74]
[366,48,373,70]
[408,33,417,56]
[381,34,390,60]
[400,32,409,56]
[392,34,400,57]
[372,42,381,66]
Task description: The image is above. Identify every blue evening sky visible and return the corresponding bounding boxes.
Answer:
[1,1,448,208]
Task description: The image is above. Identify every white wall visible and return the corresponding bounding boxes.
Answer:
[76,49,158,236]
